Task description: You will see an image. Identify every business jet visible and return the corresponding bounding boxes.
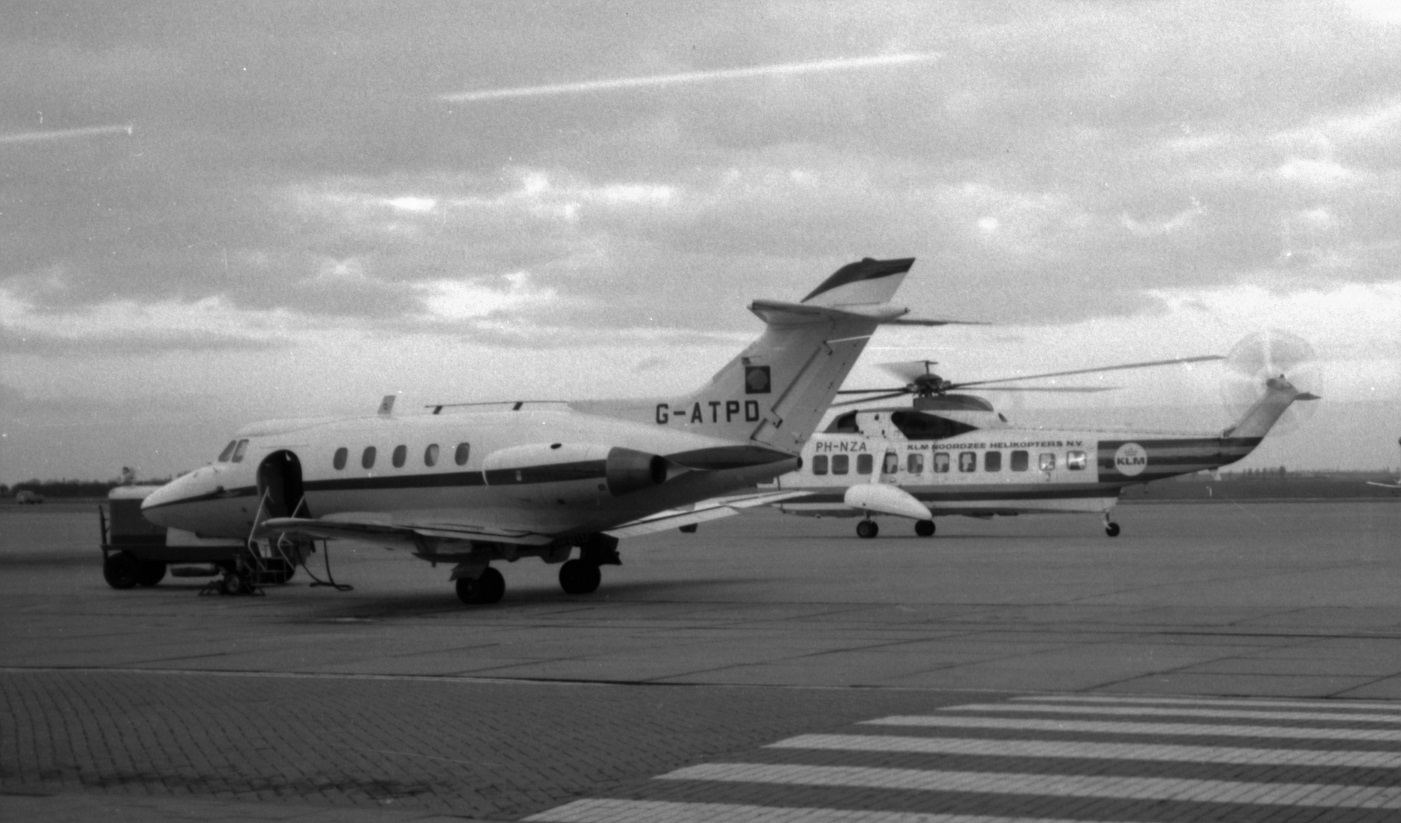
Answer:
[760,345,1318,538]
[1368,437,1401,490]
[141,257,945,604]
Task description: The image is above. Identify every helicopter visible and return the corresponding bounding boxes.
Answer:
[757,331,1320,537]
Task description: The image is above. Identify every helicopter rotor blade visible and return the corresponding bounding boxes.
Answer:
[835,387,913,396]
[830,391,913,408]
[948,354,1224,390]
[973,386,1119,393]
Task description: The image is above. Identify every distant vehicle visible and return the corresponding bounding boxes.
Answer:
[100,485,303,592]
[14,490,44,504]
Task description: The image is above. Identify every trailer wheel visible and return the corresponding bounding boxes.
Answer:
[135,560,167,587]
[103,551,140,590]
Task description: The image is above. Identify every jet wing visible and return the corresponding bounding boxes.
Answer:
[261,513,556,548]
[603,490,811,538]
[1367,481,1401,489]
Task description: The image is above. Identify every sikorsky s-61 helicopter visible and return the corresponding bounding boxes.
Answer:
[759,331,1320,537]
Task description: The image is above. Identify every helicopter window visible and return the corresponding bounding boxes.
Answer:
[883,452,898,474]
[959,452,977,472]
[934,453,950,473]
[392,445,407,468]
[812,455,828,475]
[333,447,348,470]
[424,444,439,467]
[231,439,249,463]
[825,412,860,433]
[832,454,850,475]
[985,451,1002,472]
[455,443,470,466]
[1039,453,1056,472]
[362,446,377,469]
[217,440,237,462]
[1011,450,1029,471]
[907,453,924,474]
[856,454,873,475]
[1067,450,1087,470]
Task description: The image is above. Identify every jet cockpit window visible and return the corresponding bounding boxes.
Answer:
[832,454,850,475]
[424,444,439,467]
[1039,452,1057,472]
[985,451,1002,472]
[907,453,924,474]
[333,447,348,470]
[959,451,977,472]
[857,453,873,475]
[217,440,237,462]
[362,446,377,469]
[813,455,828,475]
[455,443,470,466]
[231,439,249,463]
[933,453,949,473]
[1067,450,1087,470]
[392,445,407,468]
[1011,450,1029,471]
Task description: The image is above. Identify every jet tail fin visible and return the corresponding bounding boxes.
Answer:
[578,257,919,451]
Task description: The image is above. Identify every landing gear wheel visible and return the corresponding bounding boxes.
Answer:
[559,559,601,594]
[856,520,879,539]
[135,560,167,587]
[221,571,249,596]
[455,567,506,605]
[915,519,936,537]
[103,551,140,590]
[1105,522,1121,537]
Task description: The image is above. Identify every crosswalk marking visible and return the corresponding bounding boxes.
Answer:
[526,694,1401,822]
[770,733,1401,768]
[1017,694,1401,712]
[945,701,1401,724]
[865,714,1401,741]
[659,762,1401,809]
[527,798,1102,823]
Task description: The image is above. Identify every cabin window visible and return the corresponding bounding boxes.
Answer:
[454,442,470,466]
[232,439,249,463]
[985,451,1002,472]
[959,451,977,472]
[907,453,924,474]
[1011,450,1029,471]
[857,454,873,475]
[362,446,377,469]
[1039,452,1057,472]
[832,454,850,475]
[1067,450,1087,470]
[813,455,829,475]
[933,453,950,473]
[882,452,898,475]
[217,441,237,462]
[424,444,439,467]
[392,445,407,468]
[333,447,348,470]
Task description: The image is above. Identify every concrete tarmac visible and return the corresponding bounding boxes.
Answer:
[2,499,1399,821]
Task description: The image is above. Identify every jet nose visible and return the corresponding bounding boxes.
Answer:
[140,469,213,530]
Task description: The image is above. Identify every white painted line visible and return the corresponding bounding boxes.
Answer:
[949,702,1401,724]
[659,763,1401,809]
[1016,695,1401,712]
[864,715,1401,741]
[771,733,1401,768]
[525,797,1099,822]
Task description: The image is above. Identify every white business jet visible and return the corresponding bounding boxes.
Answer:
[142,257,942,604]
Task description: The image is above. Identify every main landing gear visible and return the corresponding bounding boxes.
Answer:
[1103,514,1121,538]
[856,519,879,539]
[455,567,506,605]
[915,519,936,537]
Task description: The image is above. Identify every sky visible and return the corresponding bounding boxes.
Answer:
[2,0,1400,485]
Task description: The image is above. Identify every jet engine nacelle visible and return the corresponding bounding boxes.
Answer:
[483,443,668,504]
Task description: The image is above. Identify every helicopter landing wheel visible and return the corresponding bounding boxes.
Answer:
[1105,521,1121,537]
[915,519,936,537]
[856,520,879,539]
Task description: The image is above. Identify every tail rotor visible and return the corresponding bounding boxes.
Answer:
[1220,330,1321,436]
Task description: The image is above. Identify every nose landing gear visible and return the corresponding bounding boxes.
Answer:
[1103,513,1121,537]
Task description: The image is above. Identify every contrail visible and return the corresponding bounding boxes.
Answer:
[440,52,941,103]
[0,123,133,145]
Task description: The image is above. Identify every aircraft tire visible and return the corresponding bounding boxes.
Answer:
[559,559,601,594]
[915,519,936,537]
[221,571,250,596]
[135,560,167,587]
[856,520,879,539]
[103,551,140,590]
[1105,522,1121,538]
[478,567,505,603]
